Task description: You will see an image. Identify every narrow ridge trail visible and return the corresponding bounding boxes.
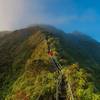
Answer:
[36,35,74,100]
[46,36,74,100]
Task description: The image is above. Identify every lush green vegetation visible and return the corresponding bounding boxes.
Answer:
[63,64,100,100]
[5,64,100,100]
[0,25,100,99]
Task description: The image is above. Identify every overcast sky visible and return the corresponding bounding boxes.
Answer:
[0,0,100,41]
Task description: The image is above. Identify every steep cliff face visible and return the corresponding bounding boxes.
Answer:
[0,25,100,99]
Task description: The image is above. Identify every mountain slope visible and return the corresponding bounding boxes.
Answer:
[0,27,50,99]
[0,25,100,99]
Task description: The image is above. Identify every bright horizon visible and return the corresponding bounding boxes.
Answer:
[0,0,100,42]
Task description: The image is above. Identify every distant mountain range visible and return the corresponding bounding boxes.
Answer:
[0,25,100,99]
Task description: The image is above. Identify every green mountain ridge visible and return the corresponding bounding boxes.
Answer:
[0,25,100,99]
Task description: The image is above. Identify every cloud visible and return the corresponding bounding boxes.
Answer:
[0,0,46,30]
[0,0,25,30]
[0,0,98,31]
[0,0,75,31]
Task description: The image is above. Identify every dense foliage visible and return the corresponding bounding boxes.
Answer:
[5,64,100,100]
[0,25,100,99]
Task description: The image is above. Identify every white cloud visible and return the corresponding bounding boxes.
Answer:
[0,0,98,31]
[0,0,46,30]
[0,0,74,31]
[0,0,25,30]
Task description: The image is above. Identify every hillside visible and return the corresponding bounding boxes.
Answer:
[0,31,11,37]
[0,25,100,100]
